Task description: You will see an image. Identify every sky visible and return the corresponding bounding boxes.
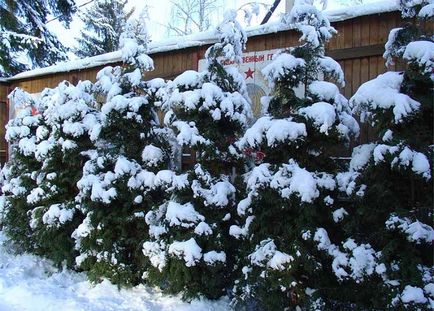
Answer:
[48,0,384,59]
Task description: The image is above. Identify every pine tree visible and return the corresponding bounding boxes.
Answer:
[22,80,100,267]
[75,0,133,58]
[334,1,433,309]
[72,11,177,286]
[141,10,252,299]
[0,0,76,77]
[0,89,43,251]
[0,81,100,268]
[230,1,360,309]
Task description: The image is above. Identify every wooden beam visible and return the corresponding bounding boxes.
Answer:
[326,44,384,61]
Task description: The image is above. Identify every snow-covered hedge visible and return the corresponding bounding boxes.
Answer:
[0,1,432,310]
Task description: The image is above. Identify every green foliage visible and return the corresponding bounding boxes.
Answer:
[1,103,43,252]
[231,4,359,310]
[335,2,433,309]
[141,11,251,300]
[73,19,173,284]
[75,0,133,58]
[0,0,76,77]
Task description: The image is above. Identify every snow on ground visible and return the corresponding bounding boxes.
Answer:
[0,231,230,311]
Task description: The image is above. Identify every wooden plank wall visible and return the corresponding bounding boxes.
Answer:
[0,83,8,101]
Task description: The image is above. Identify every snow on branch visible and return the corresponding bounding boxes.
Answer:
[205,9,247,64]
[119,9,154,72]
[281,0,336,48]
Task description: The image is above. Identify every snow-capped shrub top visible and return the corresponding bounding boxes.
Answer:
[240,159,335,206]
[168,238,202,267]
[299,102,336,134]
[8,87,35,109]
[206,9,247,64]
[94,66,123,100]
[41,81,100,141]
[5,107,41,144]
[403,40,434,78]
[383,27,405,66]
[314,228,385,281]
[142,144,164,167]
[248,239,294,271]
[119,10,154,72]
[262,53,305,86]
[237,116,307,149]
[171,70,205,90]
[282,1,336,48]
[317,56,345,87]
[418,2,434,18]
[351,71,421,124]
[167,80,251,127]
[386,215,434,244]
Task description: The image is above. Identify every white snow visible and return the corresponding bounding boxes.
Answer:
[314,228,383,281]
[194,221,213,236]
[248,239,293,271]
[191,177,236,208]
[411,152,431,179]
[299,102,337,134]
[383,27,403,67]
[318,56,346,87]
[229,215,255,238]
[283,3,336,48]
[165,201,205,228]
[400,285,428,304]
[237,116,307,148]
[349,143,376,171]
[419,3,434,18]
[142,241,167,271]
[142,145,164,167]
[203,251,226,265]
[168,238,203,267]
[262,53,305,85]
[382,129,393,142]
[332,208,348,223]
[212,9,247,64]
[42,204,75,227]
[351,72,421,124]
[386,215,434,244]
[308,80,345,103]
[0,231,229,311]
[272,160,336,203]
[403,41,434,78]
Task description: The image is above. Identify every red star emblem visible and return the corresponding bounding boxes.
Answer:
[244,67,254,79]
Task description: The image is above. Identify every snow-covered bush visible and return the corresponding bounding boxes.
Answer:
[1,89,44,252]
[231,1,360,309]
[26,80,99,266]
[141,10,252,299]
[334,1,434,309]
[1,81,100,267]
[72,13,178,286]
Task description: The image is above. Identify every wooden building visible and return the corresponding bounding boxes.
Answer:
[0,5,412,164]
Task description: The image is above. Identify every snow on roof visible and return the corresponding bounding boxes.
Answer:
[8,1,398,82]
